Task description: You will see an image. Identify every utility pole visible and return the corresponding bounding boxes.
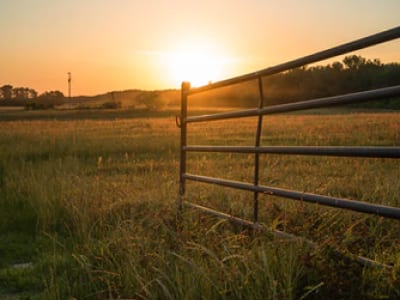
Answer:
[67,72,72,98]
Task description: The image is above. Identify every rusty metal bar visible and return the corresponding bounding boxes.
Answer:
[183,201,311,240]
[184,201,263,230]
[183,174,400,220]
[184,145,400,158]
[187,26,400,95]
[185,85,400,123]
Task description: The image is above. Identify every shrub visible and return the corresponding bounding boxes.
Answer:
[100,101,121,109]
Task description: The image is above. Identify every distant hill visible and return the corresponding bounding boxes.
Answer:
[60,89,180,110]
[0,89,181,110]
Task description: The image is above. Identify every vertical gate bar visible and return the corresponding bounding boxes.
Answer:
[179,81,190,210]
[253,77,265,223]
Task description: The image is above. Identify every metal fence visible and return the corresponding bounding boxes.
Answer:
[178,26,400,231]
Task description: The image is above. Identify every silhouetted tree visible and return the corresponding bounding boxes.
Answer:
[0,85,13,99]
[331,62,344,71]
[28,88,38,99]
[38,90,64,100]
[13,87,29,99]
[343,55,367,70]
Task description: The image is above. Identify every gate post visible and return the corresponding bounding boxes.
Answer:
[178,81,190,210]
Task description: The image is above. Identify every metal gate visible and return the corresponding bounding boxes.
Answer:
[177,26,400,235]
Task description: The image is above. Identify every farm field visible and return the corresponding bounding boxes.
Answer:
[0,108,399,299]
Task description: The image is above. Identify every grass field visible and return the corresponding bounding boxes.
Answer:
[0,108,399,299]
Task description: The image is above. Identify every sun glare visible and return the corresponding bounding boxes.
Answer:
[167,42,227,87]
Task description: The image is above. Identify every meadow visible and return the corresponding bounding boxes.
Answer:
[0,108,399,299]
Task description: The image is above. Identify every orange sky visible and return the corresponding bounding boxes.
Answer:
[1,0,399,96]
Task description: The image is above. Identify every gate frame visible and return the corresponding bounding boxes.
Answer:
[177,26,400,266]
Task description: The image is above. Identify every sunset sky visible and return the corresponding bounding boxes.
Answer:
[1,0,399,96]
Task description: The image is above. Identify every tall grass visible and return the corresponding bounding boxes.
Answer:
[0,110,399,299]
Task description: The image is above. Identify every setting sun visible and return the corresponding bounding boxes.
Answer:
[166,42,227,87]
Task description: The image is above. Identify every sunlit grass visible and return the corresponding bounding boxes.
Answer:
[0,110,399,299]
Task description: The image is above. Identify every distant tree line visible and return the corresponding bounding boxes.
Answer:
[192,55,400,109]
[0,85,64,101]
[0,85,65,109]
[265,55,400,107]
[0,84,38,100]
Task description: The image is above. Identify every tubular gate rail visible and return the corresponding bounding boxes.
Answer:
[178,26,400,236]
